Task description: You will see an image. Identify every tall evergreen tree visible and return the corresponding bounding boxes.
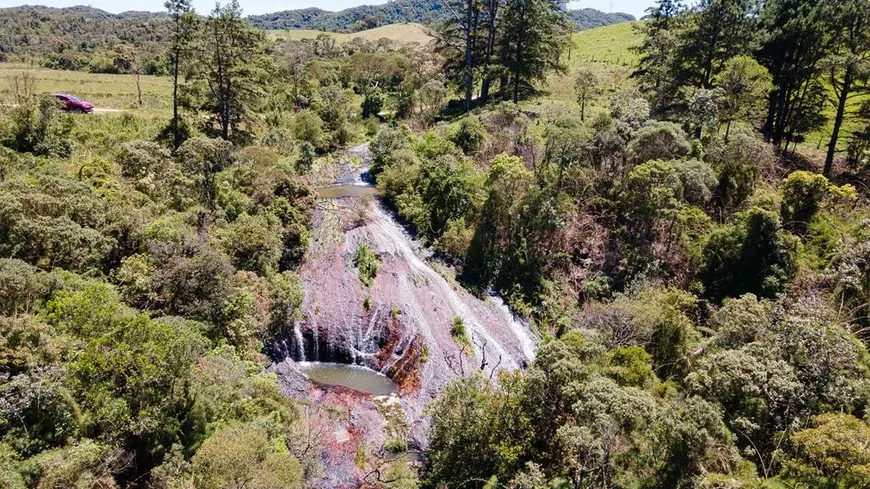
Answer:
[434,0,480,112]
[165,0,198,150]
[479,0,505,104]
[632,0,684,114]
[202,0,265,142]
[823,0,870,176]
[499,0,569,103]
[757,0,830,148]
[676,0,757,89]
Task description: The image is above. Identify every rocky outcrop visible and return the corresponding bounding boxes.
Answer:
[270,144,537,487]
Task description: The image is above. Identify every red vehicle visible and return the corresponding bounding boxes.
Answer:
[53,94,94,113]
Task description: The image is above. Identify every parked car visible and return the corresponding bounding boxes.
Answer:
[53,94,94,113]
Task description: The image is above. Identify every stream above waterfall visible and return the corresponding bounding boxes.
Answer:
[296,361,398,396]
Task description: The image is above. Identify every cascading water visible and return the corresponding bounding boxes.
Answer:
[292,321,306,362]
[271,142,539,488]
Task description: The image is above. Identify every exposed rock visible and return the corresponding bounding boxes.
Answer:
[270,143,538,487]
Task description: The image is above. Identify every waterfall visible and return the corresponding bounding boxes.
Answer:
[293,321,306,362]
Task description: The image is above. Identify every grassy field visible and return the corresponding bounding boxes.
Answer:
[522,22,641,118]
[0,63,173,115]
[265,23,435,46]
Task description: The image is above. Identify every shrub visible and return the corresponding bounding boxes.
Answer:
[370,125,412,175]
[4,96,74,157]
[217,213,283,276]
[296,141,316,174]
[354,243,378,287]
[293,110,325,150]
[700,207,798,302]
[384,437,408,453]
[780,170,856,235]
[450,117,487,155]
[450,316,469,345]
[628,120,691,164]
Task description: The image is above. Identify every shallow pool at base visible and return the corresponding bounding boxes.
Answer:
[316,185,380,199]
[296,361,397,396]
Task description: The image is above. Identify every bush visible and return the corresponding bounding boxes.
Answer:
[217,213,283,277]
[116,140,172,180]
[700,207,798,302]
[450,117,487,155]
[354,243,378,287]
[384,437,408,453]
[628,120,691,164]
[370,125,412,175]
[296,141,316,174]
[293,110,325,150]
[450,316,469,345]
[780,170,856,235]
[3,95,74,157]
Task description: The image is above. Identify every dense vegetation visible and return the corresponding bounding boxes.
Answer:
[1,0,870,486]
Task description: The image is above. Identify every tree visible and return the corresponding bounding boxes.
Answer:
[757,0,830,148]
[114,45,143,106]
[574,69,599,121]
[165,0,198,150]
[433,0,478,112]
[277,40,313,107]
[479,0,505,104]
[632,0,684,114]
[499,0,569,103]
[675,0,757,90]
[823,0,870,177]
[177,136,234,210]
[714,55,772,140]
[202,0,265,142]
[417,79,446,126]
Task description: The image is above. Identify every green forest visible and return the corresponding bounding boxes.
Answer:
[1,0,870,487]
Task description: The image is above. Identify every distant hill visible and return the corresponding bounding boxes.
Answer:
[0,3,634,68]
[247,0,635,32]
[0,5,171,70]
[265,23,436,45]
[567,8,636,30]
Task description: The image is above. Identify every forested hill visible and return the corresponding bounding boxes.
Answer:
[248,0,635,32]
[0,5,170,68]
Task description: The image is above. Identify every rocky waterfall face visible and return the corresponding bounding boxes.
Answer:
[270,144,537,487]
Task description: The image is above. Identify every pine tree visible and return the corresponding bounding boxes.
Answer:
[676,0,757,89]
[165,0,198,150]
[757,0,830,148]
[202,0,266,142]
[499,0,569,103]
[632,0,684,114]
[823,0,870,176]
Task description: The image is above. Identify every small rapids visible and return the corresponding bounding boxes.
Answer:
[296,361,397,396]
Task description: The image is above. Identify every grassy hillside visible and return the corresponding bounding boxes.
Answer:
[265,23,435,45]
[528,21,863,157]
[0,63,172,115]
[526,22,641,116]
